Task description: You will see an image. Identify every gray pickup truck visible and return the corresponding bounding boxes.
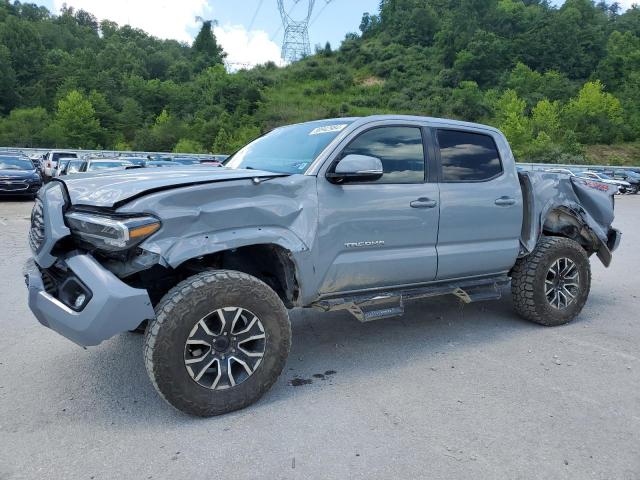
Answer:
[25,115,621,416]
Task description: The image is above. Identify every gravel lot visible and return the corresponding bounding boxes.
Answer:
[0,195,638,480]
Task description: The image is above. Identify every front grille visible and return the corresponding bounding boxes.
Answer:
[40,268,57,295]
[0,182,28,191]
[29,197,46,252]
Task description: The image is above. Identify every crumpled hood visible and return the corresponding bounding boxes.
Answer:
[57,167,285,208]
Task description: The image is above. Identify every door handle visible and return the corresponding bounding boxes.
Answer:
[410,197,438,209]
[495,196,516,206]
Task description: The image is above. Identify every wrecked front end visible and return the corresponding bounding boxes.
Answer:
[25,174,316,347]
[519,171,621,267]
[25,182,156,346]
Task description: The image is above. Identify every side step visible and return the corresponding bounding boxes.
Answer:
[314,276,509,323]
[346,295,404,323]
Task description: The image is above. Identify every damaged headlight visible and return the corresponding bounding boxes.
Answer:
[65,211,161,252]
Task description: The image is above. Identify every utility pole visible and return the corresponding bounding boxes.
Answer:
[278,0,315,62]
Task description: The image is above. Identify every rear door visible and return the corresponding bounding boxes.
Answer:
[315,122,440,295]
[434,128,523,280]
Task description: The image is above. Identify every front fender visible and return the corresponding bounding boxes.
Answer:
[143,226,310,269]
[115,174,318,273]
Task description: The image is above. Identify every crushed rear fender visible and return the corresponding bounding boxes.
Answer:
[518,171,620,266]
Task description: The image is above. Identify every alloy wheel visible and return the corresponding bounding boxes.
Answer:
[184,307,266,390]
[545,257,580,310]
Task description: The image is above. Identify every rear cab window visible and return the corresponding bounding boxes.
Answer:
[436,129,503,182]
[52,153,77,161]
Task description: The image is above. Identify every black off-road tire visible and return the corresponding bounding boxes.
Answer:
[144,270,291,417]
[511,236,591,326]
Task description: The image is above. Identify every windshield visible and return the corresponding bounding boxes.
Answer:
[598,173,613,180]
[53,153,77,161]
[0,156,34,171]
[66,161,84,174]
[88,161,130,171]
[225,120,354,174]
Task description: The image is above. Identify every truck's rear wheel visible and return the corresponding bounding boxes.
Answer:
[511,236,591,326]
[144,270,291,416]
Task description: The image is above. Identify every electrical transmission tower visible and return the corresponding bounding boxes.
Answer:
[278,0,315,62]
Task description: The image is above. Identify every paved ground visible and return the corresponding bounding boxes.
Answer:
[0,195,638,480]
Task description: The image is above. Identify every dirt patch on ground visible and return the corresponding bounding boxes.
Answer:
[360,76,385,87]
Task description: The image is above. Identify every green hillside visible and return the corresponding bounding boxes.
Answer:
[1,0,639,165]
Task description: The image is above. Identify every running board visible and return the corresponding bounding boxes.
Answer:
[313,276,509,323]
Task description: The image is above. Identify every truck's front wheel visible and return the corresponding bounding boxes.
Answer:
[144,270,291,416]
[511,237,591,326]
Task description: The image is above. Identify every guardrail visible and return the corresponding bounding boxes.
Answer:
[1,147,638,171]
[517,162,640,173]
[0,147,223,159]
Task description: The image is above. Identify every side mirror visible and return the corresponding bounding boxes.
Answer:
[327,154,384,183]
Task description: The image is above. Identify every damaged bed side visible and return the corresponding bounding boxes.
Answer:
[518,171,622,267]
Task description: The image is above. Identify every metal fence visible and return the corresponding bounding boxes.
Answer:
[0,147,222,159]
[517,162,640,173]
[1,147,638,172]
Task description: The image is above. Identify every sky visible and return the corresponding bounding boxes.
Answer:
[37,0,637,68]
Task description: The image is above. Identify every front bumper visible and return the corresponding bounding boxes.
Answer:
[25,254,155,347]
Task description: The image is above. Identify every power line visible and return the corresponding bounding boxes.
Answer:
[248,0,264,31]
[310,0,334,26]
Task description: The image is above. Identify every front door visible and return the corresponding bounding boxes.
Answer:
[315,124,440,295]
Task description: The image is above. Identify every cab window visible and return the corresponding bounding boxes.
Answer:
[341,126,425,184]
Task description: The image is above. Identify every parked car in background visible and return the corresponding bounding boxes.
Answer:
[200,156,226,167]
[0,154,42,198]
[59,159,85,176]
[139,160,181,168]
[117,157,147,167]
[199,160,223,167]
[29,155,42,171]
[147,155,174,162]
[172,157,202,165]
[54,159,73,177]
[80,159,135,173]
[41,151,77,179]
[578,171,631,193]
[545,168,575,176]
[610,170,640,194]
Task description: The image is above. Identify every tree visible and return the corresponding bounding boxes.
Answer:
[173,138,206,153]
[142,109,185,151]
[53,90,103,148]
[212,127,232,153]
[192,20,226,71]
[563,81,624,144]
[450,81,489,121]
[531,99,561,141]
[0,45,18,112]
[0,107,50,146]
[492,89,532,159]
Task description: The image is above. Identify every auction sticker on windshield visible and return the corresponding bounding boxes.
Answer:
[309,124,349,135]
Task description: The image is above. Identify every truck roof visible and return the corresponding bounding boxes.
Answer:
[292,115,503,135]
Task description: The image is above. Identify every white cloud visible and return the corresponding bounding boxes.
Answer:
[53,0,209,43]
[618,1,638,9]
[214,25,285,70]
